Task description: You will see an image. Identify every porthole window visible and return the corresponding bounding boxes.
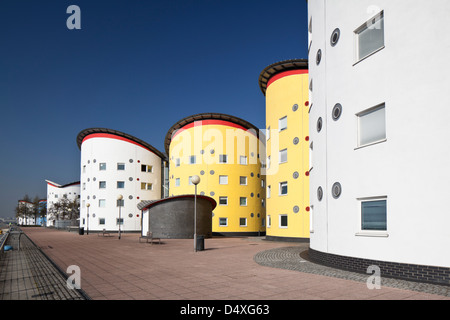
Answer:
[200,170,205,175]
[316,49,322,65]
[210,170,215,175]
[128,195,133,199]
[317,117,323,132]
[292,104,298,112]
[128,213,133,218]
[129,177,133,181]
[330,28,340,46]
[293,137,299,145]
[129,159,133,163]
[332,182,342,199]
[332,103,342,121]
[317,186,323,201]
[293,206,299,213]
[210,191,215,196]
[293,171,299,179]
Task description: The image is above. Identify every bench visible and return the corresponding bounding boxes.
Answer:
[98,229,112,237]
[67,226,79,233]
[139,231,161,245]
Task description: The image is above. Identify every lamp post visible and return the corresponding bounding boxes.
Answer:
[190,175,200,252]
[117,195,123,239]
[86,203,90,235]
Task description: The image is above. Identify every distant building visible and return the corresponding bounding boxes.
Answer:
[46,180,80,227]
[77,128,167,233]
[17,200,35,225]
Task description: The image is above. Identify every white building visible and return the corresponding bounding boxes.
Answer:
[46,180,80,227]
[308,0,450,284]
[77,128,167,233]
[17,200,35,225]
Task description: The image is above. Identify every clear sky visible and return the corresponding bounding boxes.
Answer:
[0,0,308,218]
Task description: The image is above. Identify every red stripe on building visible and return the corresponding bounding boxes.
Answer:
[267,69,308,89]
[172,119,257,139]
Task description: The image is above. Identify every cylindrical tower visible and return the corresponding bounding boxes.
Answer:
[259,59,310,242]
[77,128,166,233]
[164,113,265,236]
[308,0,450,284]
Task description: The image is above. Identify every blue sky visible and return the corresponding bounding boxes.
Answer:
[0,0,308,218]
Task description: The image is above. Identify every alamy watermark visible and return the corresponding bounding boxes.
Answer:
[67,5,81,30]
[67,265,81,289]
[366,265,381,290]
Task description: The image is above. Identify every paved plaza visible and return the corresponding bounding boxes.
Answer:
[1,227,449,301]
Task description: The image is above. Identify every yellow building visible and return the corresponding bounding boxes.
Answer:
[259,59,310,241]
[164,113,266,236]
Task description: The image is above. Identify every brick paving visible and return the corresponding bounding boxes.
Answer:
[1,227,449,301]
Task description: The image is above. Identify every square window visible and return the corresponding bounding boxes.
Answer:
[355,11,384,61]
[219,197,228,205]
[279,182,288,195]
[239,218,247,227]
[219,218,228,226]
[147,183,152,190]
[99,181,106,189]
[99,163,106,171]
[240,197,247,206]
[141,182,146,190]
[219,154,228,163]
[239,156,247,165]
[98,199,106,208]
[117,181,125,189]
[116,199,124,207]
[279,116,287,131]
[361,199,387,231]
[357,104,386,147]
[219,175,228,185]
[239,176,247,185]
[99,218,105,225]
[279,215,288,228]
[117,163,125,170]
[116,218,124,225]
[279,149,288,163]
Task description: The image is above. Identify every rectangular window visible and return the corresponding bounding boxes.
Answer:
[141,183,153,190]
[116,199,124,207]
[82,165,86,173]
[361,199,387,231]
[357,104,386,147]
[267,215,271,228]
[99,181,106,189]
[99,218,105,225]
[189,155,196,164]
[98,199,106,208]
[239,156,247,165]
[279,116,287,131]
[116,218,124,225]
[279,148,288,163]
[279,215,288,228]
[219,218,228,227]
[239,176,247,186]
[117,163,125,170]
[219,175,228,185]
[117,181,125,189]
[82,182,86,190]
[99,163,106,171]
[219,154,228,163]
[355,11,384,62]
[267,185,271,198]
[175,178,180,187]
[240,197,247,206]
[141,164,153,172]
[219,197,228,205]
[175,158,180,167]
[266,127,270,140]
[279,182,288,195]
[239,218,247,227]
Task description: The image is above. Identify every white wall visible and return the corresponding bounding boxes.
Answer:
[308,0,450,268]
[46,182,80,227]
[80,134,162,232]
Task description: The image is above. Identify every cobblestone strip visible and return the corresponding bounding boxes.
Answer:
[254,246,450,297]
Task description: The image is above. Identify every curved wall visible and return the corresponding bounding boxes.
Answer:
[78,129,165,232]
[166,114,266,236]
[45,181,80,227]
[260,60,310,241]
[308,0,450,271]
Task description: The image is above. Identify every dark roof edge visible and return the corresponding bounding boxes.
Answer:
[258,59,308,96]
[137,194,217,211]
[76,128,167,160]
[163,113,261,155]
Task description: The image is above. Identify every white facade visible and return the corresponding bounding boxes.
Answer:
[46,180,80,227]
[78,129,165,232]
[308,0,450,268]
[17,201,35,226]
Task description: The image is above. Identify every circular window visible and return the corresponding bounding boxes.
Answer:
[293,206,299,213]
[93,177,96,181]
[93,159,96,163]
[293,171,299,179]
[332,182,342,199]
[210,149,215,154]
[293,137,299,145]
[92,214,96,218]
[316,49,322,65]
[200,170,205,175]
[92,195,96,199]
[251,213,254,218]
[210,170,215,175]
[292,104,298,112]
[332,103,342,121]
[317,117,323,132]
[330,28,340,47]
[129,195,133,199]
[210,191,215,196]
[129,159,133,163]
[317,186,323,201]
[128,213,133,218]
[200,191,205,195]
[200,150,204,154]
[129,177,133,181]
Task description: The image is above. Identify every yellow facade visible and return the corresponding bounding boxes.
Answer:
[166,114,265,235]
[261,61,310,241]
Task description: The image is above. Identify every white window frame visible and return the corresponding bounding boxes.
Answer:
[279,116,287,132]
[354,10,385,64]
[239,197,247,206]
[267,185,271,199]
[175,178,180,187]
[279,148,288,164]
[117,163,125,171]
[239,156,247,165]
[175,158,181,167]
[99,181,106,189]
[219,196,228,206]
[356,103,386,149]
[219,154,228,164]
[267,215,271,228]
[189,155,196,164]
[219,175,228,185]
[239,176,247,186]
[355,196,388,237]
[279,214,288,228]
[219,217,228,227]
[98,199,106,208]
[279,181,288,196]
[239,218,247,227]
[99,163,106,171]
[117,181,125,189]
